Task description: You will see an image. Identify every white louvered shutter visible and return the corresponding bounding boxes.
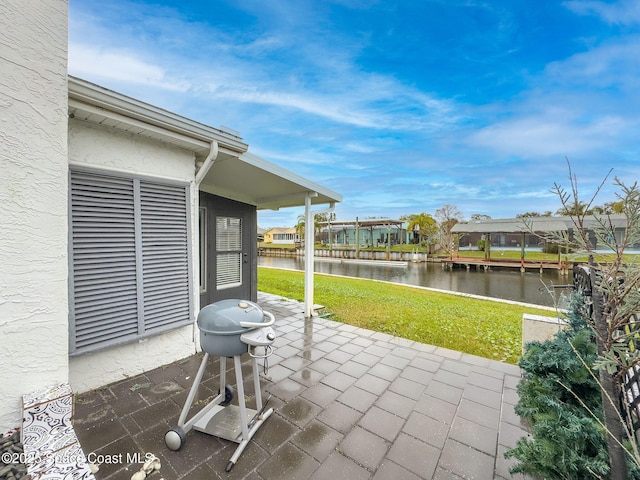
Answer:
[140,182,191,332]
[69,170,192,355]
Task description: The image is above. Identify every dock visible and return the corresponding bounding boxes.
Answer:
[442,256,571,274]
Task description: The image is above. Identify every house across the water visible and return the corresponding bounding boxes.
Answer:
[451,215,638,252]
[263,227,300,245]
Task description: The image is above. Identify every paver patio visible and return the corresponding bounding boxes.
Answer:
[73,292,531,480]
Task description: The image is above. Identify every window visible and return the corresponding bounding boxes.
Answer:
[216,216,242,289]
[69,169,192,355]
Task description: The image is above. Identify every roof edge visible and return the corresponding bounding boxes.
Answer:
[68,76,248,154]
[240,151,342,205]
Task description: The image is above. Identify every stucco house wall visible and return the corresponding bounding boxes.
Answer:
[0,0,70,430]
[67,120,201,393]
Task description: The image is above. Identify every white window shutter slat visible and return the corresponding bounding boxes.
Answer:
[69,170,192,355]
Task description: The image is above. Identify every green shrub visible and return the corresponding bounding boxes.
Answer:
[505,295,640,479]
[542,242,575,254]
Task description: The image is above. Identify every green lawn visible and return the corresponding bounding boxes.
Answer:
[258,267,556,364]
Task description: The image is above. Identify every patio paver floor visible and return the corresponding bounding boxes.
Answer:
[73,292,532,480]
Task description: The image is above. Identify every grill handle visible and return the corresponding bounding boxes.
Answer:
[240,311,275,329]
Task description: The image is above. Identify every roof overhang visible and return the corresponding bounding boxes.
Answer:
[68,76,341,210]
[199,152,342,210]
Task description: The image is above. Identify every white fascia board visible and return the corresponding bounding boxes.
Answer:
[68,98,211,151]
[68,76,248,155]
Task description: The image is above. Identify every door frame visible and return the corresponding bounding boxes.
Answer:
[199,191,257,307]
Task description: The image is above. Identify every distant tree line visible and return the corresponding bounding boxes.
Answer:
[516,200,624,218]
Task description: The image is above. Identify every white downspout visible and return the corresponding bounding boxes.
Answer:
[193,140,219,347]
[195,140,219,185]
[304,193,335,318]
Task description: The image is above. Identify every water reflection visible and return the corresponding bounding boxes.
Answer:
[258,256,570,307]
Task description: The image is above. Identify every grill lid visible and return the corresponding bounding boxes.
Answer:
[197,299,266,335]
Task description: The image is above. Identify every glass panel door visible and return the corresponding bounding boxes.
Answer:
[216,216,242,289]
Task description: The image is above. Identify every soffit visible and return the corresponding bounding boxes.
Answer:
[198,152,342,210]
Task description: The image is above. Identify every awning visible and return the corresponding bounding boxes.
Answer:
[199,151,342,210]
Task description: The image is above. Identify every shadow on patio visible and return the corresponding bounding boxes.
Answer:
[73,292,531,480]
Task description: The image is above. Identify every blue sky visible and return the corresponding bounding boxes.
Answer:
[68,0,640,228]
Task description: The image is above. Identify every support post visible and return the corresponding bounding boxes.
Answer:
[303,194,334,319]
[386,224,391,260]
[304,194,315,319]
[484,233,491,261]
[355,217,360,260]
[370,226,374,255]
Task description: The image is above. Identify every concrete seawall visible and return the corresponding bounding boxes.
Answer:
[258,247,431,262]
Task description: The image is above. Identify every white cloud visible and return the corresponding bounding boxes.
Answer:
[68,0,640,221]
[469,114,624,157]
[248,146,337,167]
[465,30,640,160]
[544,38,640,91]
[563,0,640,25]
[511,189,558,199]
[69,44,190,92]
[68,2,461,133]
[428,182,483,197]
[208,85,386,128]
[343,143,379,154]
[199,71,459,132]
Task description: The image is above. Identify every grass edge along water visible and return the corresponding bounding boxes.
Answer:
[258,266,556,364]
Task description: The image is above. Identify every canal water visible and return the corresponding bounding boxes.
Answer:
[258,256,572,308]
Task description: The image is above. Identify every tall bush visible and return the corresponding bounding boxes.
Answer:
[516,164,640,477]
[506,297,640,478]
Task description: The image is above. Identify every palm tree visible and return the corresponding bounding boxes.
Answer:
[406,212,437,247]
[295,214,305,241]
[296,212,336,243]
[556,200,590,216]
